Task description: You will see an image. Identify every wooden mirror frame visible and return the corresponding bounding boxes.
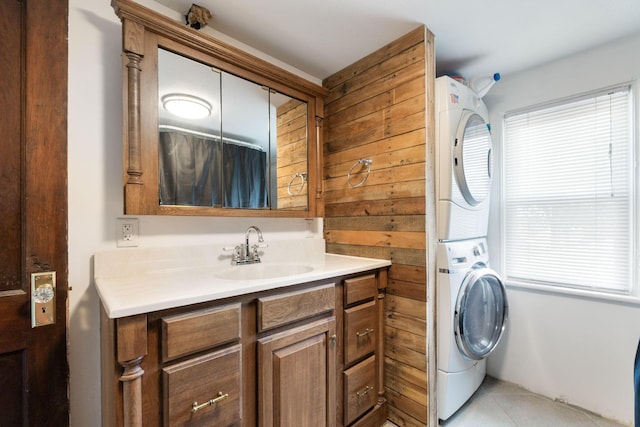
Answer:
[112,0,327,217]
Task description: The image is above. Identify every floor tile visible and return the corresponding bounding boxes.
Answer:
[495,393,599,426]
[420,376,628,427]
[383,377,628,426]
[587,413,631,427]
[440,392,516,426]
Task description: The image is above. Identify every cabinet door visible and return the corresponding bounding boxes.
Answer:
[258,317,336,427]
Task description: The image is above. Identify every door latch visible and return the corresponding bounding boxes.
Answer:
[31,271,56,327]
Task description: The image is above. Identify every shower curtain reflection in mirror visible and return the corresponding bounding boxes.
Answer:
[159,131,267,208]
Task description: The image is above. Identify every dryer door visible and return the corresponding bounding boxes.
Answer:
[454,111,492,206]
[454,267,508,360]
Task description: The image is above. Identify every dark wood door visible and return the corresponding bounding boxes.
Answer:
[0,0,69,425]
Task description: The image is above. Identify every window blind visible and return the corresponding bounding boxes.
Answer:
[503,86,633,294]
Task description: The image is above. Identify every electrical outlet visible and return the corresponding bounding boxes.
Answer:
[116,218,139,247]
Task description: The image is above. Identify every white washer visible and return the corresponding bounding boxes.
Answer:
[437,238,508,421]
[436,76,494,241]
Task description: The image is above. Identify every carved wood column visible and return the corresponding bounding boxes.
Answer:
[120,356,144,427]
[122,19,145,187]
[117,314,147,427]
[125,51,143,185]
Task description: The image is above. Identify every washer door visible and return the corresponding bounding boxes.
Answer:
[454,111,493,206]
[454,267,508,360]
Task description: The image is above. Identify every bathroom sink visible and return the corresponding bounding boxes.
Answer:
[214,263,314,281]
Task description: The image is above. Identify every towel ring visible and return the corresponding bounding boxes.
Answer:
[347,159,372,188]
[287,172,307,195]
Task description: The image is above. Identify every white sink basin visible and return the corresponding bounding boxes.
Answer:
[214,263,314,281]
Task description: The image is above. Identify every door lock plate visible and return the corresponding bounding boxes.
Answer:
[31,271,56,327]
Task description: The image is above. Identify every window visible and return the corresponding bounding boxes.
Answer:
[503,85,634,295]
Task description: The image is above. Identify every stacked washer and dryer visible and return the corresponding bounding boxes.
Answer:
[435,76,509,421]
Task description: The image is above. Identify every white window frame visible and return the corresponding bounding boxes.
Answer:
[500,83,638,299]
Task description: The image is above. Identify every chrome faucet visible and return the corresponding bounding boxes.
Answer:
[224,225,267,265]
[244,225,264,260]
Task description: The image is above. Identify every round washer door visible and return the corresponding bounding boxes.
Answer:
[454,267,508,360]
[454,111,493,206]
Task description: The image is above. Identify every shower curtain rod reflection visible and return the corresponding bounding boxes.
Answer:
[159,124,265,151]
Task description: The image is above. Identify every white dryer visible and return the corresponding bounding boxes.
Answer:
[437,238,508,421]
[436,76,494,241]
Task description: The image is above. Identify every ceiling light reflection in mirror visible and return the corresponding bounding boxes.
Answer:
[162,93,214,119]
[157,48,221,135]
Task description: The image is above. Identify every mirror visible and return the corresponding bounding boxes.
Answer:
[112,0,326,217]
[157,49,308,210]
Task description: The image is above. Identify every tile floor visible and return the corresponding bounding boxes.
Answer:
[383,376,629,427]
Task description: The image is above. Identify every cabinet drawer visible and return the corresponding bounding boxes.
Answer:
[343,355,377,425]
[161,303,241,362]
[344,301,376,365]
[344,274,377,306]
[257,283,335,332]
[162,344,242,427]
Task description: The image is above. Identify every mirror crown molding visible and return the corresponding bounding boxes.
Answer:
[112,0,327,99]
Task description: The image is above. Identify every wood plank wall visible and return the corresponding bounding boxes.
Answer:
[276,98,308,209]
[322,26,436,427]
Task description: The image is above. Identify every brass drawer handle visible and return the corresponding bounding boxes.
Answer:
[191,392,229,413]
[356,385,373,397]
[356,328,374,338]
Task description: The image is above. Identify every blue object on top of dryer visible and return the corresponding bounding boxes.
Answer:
[436,76,494,241]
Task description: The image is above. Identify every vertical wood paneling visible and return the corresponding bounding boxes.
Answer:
[323,26,435,426]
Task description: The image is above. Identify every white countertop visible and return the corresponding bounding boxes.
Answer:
[94,239,390,319]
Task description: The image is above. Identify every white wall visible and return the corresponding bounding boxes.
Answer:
[68,1,322,425]
[485,32,640,425]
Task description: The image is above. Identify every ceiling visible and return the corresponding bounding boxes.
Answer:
[155,0,640,82]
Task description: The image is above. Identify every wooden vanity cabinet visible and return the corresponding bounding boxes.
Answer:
[101,299,255,427]
[337,273,388,427]
[256,283,337,427]
[100,268,387,427]
[160,304,243,426]
[258,317,336,427]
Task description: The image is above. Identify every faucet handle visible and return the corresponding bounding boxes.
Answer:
[250,243,268,262]
[223,245,241,252]
[223,245,244,263]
